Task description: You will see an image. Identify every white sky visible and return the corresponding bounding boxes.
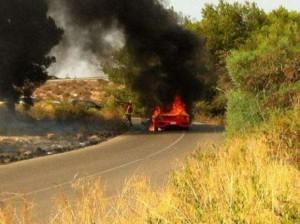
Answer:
[169,0,300,20]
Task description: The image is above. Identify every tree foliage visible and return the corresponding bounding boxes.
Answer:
[226,7,300,134]
[186,0,268,115]
[102,47,144,114]
[198,0,267,63]
[228,7,300,93]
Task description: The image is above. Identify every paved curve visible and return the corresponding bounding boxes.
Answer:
[0,123,224,221]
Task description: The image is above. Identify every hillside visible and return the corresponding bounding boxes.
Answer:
[0,79,127,165]
[33,79,119,103]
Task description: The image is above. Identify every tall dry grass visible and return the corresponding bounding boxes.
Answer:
[0,197,34,224]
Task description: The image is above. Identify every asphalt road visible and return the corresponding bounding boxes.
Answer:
[0,122,224,222]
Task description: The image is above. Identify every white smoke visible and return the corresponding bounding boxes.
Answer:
[47,1,124,78]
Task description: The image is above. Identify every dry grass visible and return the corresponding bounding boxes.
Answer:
[34,80,111,103]
[168,138,300,223]
[0,197,34,224]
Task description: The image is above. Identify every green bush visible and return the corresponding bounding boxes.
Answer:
[54,102,88,120]
[262,81,300,112]
[226,90,263,135]
[227,47,300,93]
[226,8,300,137]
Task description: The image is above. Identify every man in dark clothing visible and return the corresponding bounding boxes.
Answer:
[125,101,133,127]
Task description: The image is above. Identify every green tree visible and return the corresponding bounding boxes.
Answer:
[199,0,267,62]
[187,0,267,115]
[102,47,144,115]
[228,7,300,93]
[226,7,300,134]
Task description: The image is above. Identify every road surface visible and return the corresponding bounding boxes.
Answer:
[0,123,224,222]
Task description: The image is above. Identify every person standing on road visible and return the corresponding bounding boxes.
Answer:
[125,100,133,127]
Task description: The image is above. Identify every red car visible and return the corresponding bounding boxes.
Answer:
[152,113,190,131]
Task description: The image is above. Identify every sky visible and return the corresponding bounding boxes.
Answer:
[169,0,300,20]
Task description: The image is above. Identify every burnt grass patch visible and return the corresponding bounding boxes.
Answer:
[0,111,127,165]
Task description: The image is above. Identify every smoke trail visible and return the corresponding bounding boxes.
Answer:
[53,0,204,113]
[47,0,124,78]
[0,0,63,110]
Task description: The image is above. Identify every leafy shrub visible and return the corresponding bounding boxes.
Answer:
[226,90,263,135]
[262,81,300,111]
[227,47,300,93]
[226,8,300,136]
[103,86,145,117]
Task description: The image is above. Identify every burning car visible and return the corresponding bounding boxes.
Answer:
[149,96,190,131]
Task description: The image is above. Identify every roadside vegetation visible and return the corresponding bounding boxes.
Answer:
[0,80,127,164]
[30,79,126,120]
[0,1,299,223]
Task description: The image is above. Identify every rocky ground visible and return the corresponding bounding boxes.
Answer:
[0,114,127,165]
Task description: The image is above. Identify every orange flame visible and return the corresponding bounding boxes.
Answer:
[169,95,188,115]
[149,95,187,131]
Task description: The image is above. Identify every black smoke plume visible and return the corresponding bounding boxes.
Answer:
[0,0,63,111]
[55,0,204,114]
